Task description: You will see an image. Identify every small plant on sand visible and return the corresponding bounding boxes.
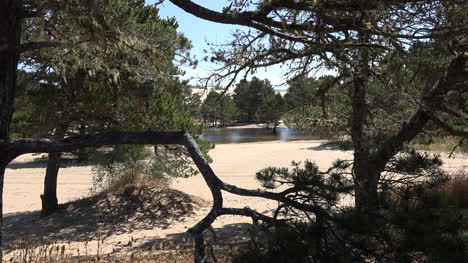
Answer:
[89,144,207,192]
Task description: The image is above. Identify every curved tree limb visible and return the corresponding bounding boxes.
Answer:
[373,54,468,173]
[1,130,331,263]
[426,112,468,138]
[19,41,62,53]
[0,131,185,157]
[0,42,63,54]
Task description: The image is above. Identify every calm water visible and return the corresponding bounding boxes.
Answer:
[199,126,320,144]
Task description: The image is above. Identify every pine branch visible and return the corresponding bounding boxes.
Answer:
[373,54,468,173]
[19,9,45,18]
[19,41,62,53]
[0,131,186,166]
[427,113,468,137]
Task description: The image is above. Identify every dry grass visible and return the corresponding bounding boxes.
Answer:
[438,170,468,209]
[99,172,156,195]
[412,136,467,153]
[388,170,468,209]
[6,239,234,263]
[7,246,194,263]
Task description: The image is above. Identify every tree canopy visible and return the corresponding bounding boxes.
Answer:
[168,0,467,205]
[256,93,286,131]
[201,90,237,126]
[233,77,275,122]
[12,0,205,215]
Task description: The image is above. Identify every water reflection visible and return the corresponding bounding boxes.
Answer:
[199,127,319,144]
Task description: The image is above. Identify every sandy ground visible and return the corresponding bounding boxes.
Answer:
[191,88,285,101]
[3,139,467,257]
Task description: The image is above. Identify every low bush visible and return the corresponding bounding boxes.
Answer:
[233,161,467,263]
[438,170,468,209]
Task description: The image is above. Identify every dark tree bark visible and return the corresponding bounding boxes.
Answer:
[272,124,278,134]
[41,152,61,215]
[0,167,4,259]
[372,54,468,173]
[41,123,69,215]
[0,0,22,259]
[0,0,21,140]
[350,31,379,212]
[41,72,85,216]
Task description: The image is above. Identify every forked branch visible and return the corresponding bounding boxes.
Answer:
[1,130,327,263]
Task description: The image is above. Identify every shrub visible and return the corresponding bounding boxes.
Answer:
[438,170,468,209]
[90,144,204,192]
[100,171,149,195]
[233,160,467,263]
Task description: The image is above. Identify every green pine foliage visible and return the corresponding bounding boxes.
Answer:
[234,156,467,263]
[233,77,275,122]
[14,0,212,188]
[256,93,286,129]
[201,91,237,126]
[283,75,348,135]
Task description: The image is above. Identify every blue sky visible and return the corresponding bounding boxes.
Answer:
[147,0,287,89]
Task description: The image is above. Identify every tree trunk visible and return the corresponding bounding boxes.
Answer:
[0,1,22,259]
[41,153,61,215]
[0,0,21,140]
[41,71,87,215]
[320,93,328,119]
[41,121,72,215]
[0,167,5,259]
[351,30,379,212]
[41,122,70,216]
[351,72,379,211]
[353,158,379,212]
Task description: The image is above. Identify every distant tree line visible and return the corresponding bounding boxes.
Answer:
[197,75,345,134]
[197,77,286,131]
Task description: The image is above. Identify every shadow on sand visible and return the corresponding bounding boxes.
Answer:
[4,209,251,256]
[304,141,353,151]
[135,222,251,252]
[3,185,206,252]
[7,158,89,170]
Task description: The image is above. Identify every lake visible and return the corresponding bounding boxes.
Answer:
[199,126,320,144]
